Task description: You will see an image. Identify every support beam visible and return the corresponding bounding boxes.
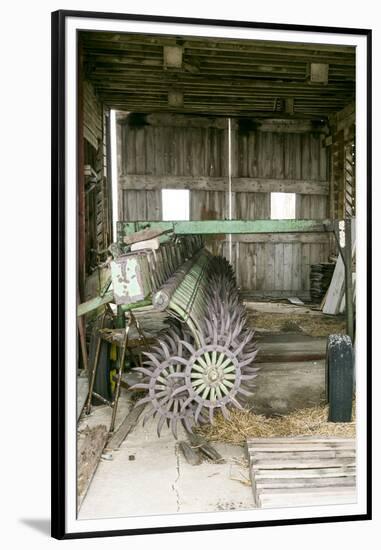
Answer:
[118,113,328,133]
[230,233,330,244]
[118,219,330,240]
[343,219,354,341]
[119,175,329,195]
[310,63,329,84]
[168,90,184,107]
[163,45,183,68]
[285,98,295,115]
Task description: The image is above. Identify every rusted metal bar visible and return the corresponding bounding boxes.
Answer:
[109,315,132,433]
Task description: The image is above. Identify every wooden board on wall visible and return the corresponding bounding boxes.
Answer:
[118,122,228,222]
[83,80,102,149]
[231,124,329,292]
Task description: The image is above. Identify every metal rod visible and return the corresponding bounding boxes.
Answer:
[91,392,113,407]
[109,315,132,433]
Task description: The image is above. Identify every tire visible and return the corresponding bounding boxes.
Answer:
[88,314,114,405]
[325,334,354,422]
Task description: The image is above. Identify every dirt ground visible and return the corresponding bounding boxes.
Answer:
[244,301,346,337]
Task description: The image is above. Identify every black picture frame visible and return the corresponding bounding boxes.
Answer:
[51,9,372,540]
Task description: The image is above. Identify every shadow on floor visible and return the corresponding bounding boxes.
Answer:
[19,518,50,537]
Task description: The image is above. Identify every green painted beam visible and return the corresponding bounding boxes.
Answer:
[77,291,114,317]
[117,219,330,240]
[77,293,152,317]
[120,298,152,312]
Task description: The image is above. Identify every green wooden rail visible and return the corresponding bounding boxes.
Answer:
[117,219,330,242]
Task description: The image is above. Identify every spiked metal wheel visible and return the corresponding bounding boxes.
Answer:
[132,337,197,437]
[131,252,260,438]
[170,337,259,426]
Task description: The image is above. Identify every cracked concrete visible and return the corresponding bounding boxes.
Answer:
[78,408,255,520]
[172,443,181,512]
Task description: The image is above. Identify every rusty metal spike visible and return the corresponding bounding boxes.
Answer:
[221,404,230,420]
[180,340,197,356]
[159,339,171,359]
[141,353,162,370]
[183,416,194,433]
[157,414,166,437]
[130,383,150,390]
[209,406,214,425]
[135,395,153,407]
[237,387,253,397]
[171,417,179,439]
[142,406,156,426]
[133,366,155,378]
[194,402,204,425]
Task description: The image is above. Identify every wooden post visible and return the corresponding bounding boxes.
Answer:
[78,42,86,297]
[344,218,354,342]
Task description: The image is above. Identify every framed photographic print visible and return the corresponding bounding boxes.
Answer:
[51,9,372,540]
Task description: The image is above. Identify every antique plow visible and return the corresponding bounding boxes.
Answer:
[129,249,259,438]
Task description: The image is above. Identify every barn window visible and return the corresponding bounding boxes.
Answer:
[162,189,190,221]
[271,192,296,219]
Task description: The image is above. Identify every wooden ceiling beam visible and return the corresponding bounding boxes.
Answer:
[83,46,355,67]
[88,73,353,91]
[84,48,355,71]
[80,32,355,54]
[80,32,354,119]
[103,104,334,117]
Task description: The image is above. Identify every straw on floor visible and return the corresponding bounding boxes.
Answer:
[196,403,356,445]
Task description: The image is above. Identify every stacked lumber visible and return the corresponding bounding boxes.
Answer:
[322,254,346,314]
[310,263,336,302]
[246,436,356,509]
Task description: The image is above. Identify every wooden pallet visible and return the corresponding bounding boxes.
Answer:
[246,436,356,509]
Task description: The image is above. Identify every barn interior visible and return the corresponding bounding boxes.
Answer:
[77,31,357,517]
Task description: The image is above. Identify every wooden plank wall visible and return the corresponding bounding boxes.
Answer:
[117,113,330,293]
[83,80,112,274]
[231,127,328,291]
[327,103,356,220]
[118,119,228,255]
[84,80,102,149]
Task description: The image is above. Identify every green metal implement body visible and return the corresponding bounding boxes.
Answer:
[110,252,152,306]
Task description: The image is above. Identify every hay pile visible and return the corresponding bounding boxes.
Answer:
[245,312,346,337]
[196,404,356,445]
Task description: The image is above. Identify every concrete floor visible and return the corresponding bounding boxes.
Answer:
[78,401,255,519]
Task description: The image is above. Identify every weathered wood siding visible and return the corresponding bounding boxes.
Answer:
[231,127,328,291]
[83,81,112,274]
[83,80,102,150]
[326,103,355,220]
[117,113,330,292]
[118,119,227,222]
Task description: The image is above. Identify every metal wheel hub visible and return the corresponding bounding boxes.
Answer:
[188,347,238,402]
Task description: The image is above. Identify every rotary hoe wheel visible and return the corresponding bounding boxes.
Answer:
[132,253,260,438]
[131,336,199,438]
